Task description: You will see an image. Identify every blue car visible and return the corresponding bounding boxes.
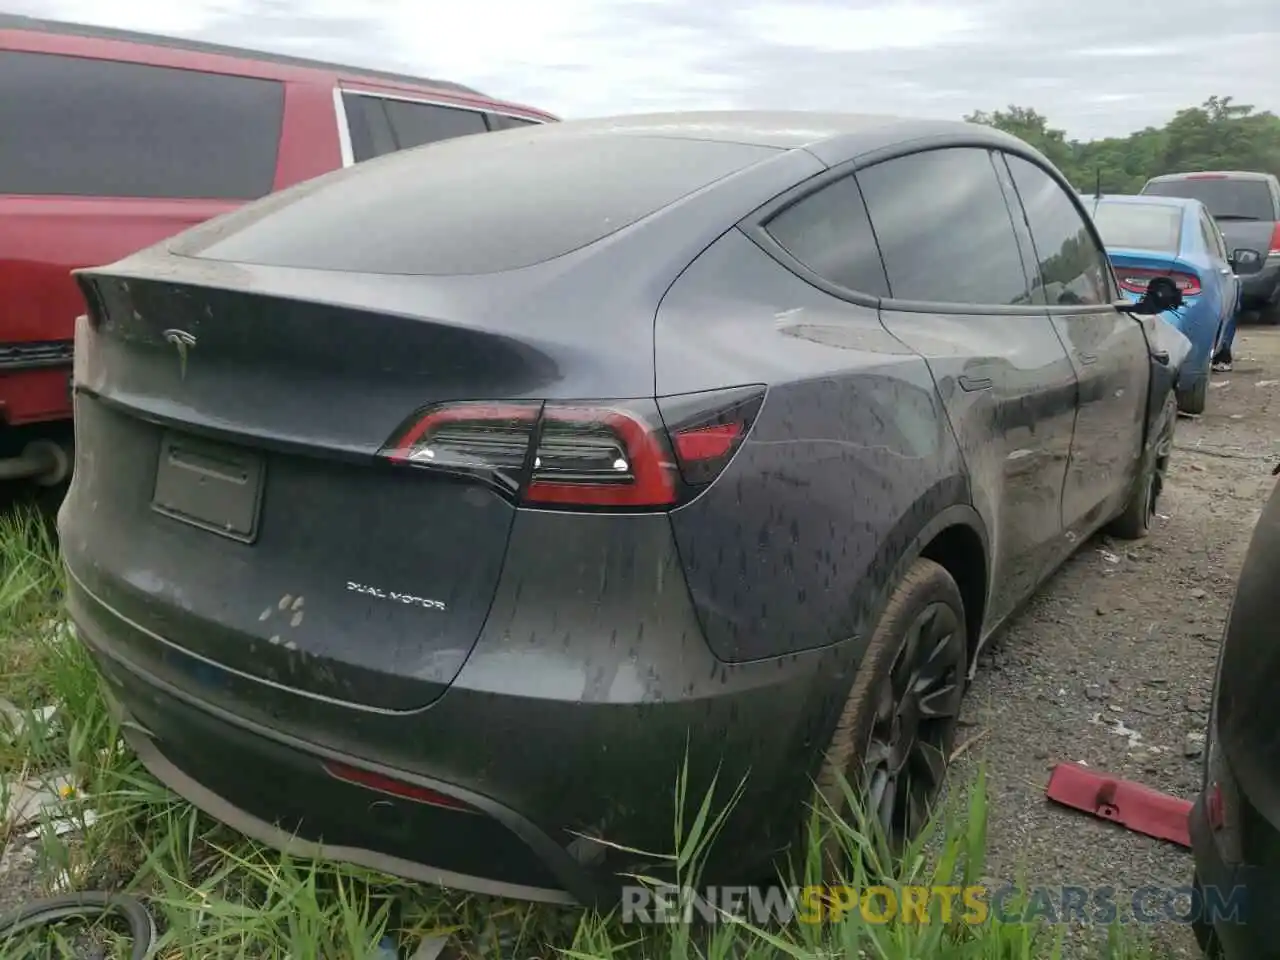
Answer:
[1089,194,1242,414]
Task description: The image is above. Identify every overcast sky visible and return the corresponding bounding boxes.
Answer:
[7,0,1278,140]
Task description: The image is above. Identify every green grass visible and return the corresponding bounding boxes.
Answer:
[0,505,1164,959]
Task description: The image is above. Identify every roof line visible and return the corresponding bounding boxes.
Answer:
[0,13,483,96]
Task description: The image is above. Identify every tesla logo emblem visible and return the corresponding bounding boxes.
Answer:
[162,329,196,380]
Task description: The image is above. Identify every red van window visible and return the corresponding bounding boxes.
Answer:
[0,50,283,200]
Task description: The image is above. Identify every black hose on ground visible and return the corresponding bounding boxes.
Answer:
[0,891,157,959]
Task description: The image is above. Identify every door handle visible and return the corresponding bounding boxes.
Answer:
[1077,352,1098,365]
[1220,267,1231,275]
[958,375,992,392]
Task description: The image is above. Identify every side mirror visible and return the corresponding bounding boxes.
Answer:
[1230,248,1263,275]
[1125,275,1183,315]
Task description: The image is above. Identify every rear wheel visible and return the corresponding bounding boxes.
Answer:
[810,558,968,877]
[1108,393,1175,540]
[1178,376,1209,415]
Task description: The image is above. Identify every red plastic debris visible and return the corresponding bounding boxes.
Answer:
[1045,762,1192,848]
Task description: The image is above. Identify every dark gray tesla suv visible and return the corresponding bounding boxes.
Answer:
[59,111,1188,906]
[1191,471,1280,957]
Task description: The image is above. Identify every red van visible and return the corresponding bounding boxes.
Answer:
[0,14,556,485]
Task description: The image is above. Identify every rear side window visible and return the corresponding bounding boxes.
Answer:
[764,174,890,297]
[342,93,487,161]
[343,94,397,162]
[383,99,487,149]
[1005,155,1112,307]
[1090,202,1183,254]
[0,50,282,199]
[857,147,1033,306]
[180,134,778,275]
[1202,213,1229,262]
[1143,177,1276,221]
[1203,215,1223,263]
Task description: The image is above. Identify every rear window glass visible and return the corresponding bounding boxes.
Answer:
[181,134,777,275]
[1090,202,1183,254]
[1143,177,1275,221]
[0,50,282,200]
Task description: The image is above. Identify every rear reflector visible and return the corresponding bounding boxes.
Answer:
[1114,265,1202,297]
[380,386,765,510]
[322,761,477,813]
[658,386,765,486]
[1270,223,1280,257]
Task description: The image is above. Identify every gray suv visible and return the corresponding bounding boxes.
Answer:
[1141,171,1280,320]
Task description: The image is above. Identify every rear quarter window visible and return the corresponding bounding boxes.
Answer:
[487,113,541,130]
[764,174,890,297]
[177,133,778,275]
[0,50,283,200]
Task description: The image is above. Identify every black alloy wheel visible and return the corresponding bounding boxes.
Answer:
[862,600,966,849]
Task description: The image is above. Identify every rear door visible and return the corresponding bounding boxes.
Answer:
[856,146,1079,626]
[0,48,286,392]
[1002,152,1149,535]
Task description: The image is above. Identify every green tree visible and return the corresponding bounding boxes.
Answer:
[965,96,1280,194]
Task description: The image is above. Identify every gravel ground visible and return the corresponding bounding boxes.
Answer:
[952,321,1280,956]
[5,326,1280,957]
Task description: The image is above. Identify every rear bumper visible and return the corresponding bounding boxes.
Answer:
[1189,790,1278,957]
[1239,261,1280,307]
[0,363,73,427]
[90,635,582,903]
[63,505,855,905]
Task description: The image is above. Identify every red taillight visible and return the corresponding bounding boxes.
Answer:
[525,405,677,507]
[1207,782,1224,830]
[380,400,540,497]
[1269,222,1280,257]
[1115,266,1201,297]
[659,386,765,486]
[322,761,477,813]
[674,423,741,462]
[379,386,765,509]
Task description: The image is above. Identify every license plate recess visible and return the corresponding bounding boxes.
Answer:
[151,432,265,543]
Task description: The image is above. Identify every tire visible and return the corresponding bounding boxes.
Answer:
[1108,392,1176,540]
[1178,375,1208,415]
[810,557,968,876]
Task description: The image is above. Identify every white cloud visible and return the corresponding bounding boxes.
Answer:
[735,1,979,51]
[17,0,250,36]
[4,0,1278,138]
[224,0,745,116]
